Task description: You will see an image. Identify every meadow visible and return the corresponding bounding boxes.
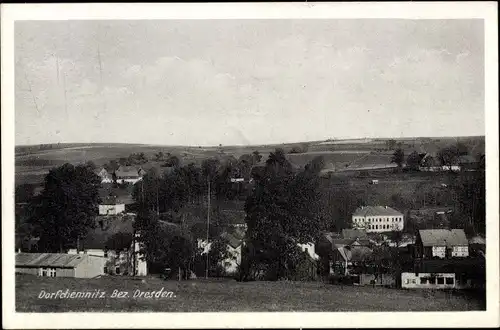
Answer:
[14,136,484,186]
[16,274,485,312]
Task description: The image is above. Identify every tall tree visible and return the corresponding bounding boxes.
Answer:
[244,150,323,280]
[406,151,421,171]
[437,145,461,168]
[27,163,101,252]
[391,148,405,169]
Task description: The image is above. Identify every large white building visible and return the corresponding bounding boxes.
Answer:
[352,206,404,233]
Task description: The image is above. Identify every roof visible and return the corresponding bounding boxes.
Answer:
[76,214,136,250]
[458,155,478,164]
[418,229,468,247]
[99,185,135,205]
[16,253,94,268]
[115,166,142,178]
[342,229,368,240]
[352,206,403,217]
[469,236,486,245]
[337,246,373,262]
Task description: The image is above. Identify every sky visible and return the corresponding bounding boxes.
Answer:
[15,19,485,146]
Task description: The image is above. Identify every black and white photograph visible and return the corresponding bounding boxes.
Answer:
[2,2,498,329]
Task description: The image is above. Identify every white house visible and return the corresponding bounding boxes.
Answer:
[114,166,145,184]
[401,272,456,289]
[298,242,319,260]
[16,253,106,278]
[67,215,147,276]
[99,196,125,215]
[415,229,469,259]
[352,206,404,233]
[197,227,246,275]
[95,168,113,184]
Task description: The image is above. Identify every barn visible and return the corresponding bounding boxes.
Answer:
[16,253,106,278]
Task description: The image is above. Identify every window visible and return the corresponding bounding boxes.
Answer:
[437,277,445,285]
[40,268,56,277]
[446,277,454,285]
[104,250,108,258]
[104,266,108,274]
[115,267,121,275]
[420,277,429,284]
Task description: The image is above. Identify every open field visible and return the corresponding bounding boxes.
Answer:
[14,136,484,186]
[16,275,484,312]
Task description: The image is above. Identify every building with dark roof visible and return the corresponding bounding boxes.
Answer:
[114,166,145,184]
[67,214,149,276]
[16,253,106,278]
[352,206,404,233]
[415,229,469,259]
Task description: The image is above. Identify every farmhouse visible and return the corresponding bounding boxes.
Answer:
[99,196,126,215]
[67,214,147,276]
[198,226,246,275]
[95,168,113,184]
[316,232,375,276]
[351,206,404,232]
[114,166,145,184]
[16,252,106,278]
[415,229,469,259]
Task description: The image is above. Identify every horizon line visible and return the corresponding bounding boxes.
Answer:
[15,134,485,149]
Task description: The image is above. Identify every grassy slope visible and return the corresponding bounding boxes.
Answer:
[16,275,484,312]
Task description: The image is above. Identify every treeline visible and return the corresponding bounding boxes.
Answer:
[133,148,328,281]
[132,151,264,213]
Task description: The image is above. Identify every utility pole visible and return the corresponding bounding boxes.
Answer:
[156,178,160,217]
[206,176,211,279]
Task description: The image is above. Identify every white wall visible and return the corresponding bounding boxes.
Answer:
[352,215,404,232]
[298,242,319,260]
[432,246,446,258]
[99,204,125,215]
[401,272,456,289]
[452,245,469,257]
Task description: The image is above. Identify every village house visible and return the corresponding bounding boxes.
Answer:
[403,256,485,290]
[415,229,469,259]
[67,214,147,276]
[95,168,113,184]
[99,196,126,215]
[114,166,146,184]
[316,232,375,276]
[198,226,246,275]
[16,252,106,278]
[351,206,404,232]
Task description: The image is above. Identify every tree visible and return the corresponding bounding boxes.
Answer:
[386,139,397,150]
[164,155,181,168]
[244,149,323,280]
[154,151,165,161]
[252,150,262,164]
[27,163,101,252]
[437,145,461,168]
[391,148,405,169]
[406,151,421,171]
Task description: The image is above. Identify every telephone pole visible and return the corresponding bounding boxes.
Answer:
[205,177,211,279]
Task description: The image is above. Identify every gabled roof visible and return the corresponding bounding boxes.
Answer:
[77,215,136,250]
[352,206,403,217]
[418,229,468,247]
[469,236,486,245]
[115,166,142,178]
[16,253,94,268]
[342,229,368,240]
[336,246,373,262]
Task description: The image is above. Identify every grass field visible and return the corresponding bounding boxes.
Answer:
[14,136,484,186]
[16,275,484,312]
